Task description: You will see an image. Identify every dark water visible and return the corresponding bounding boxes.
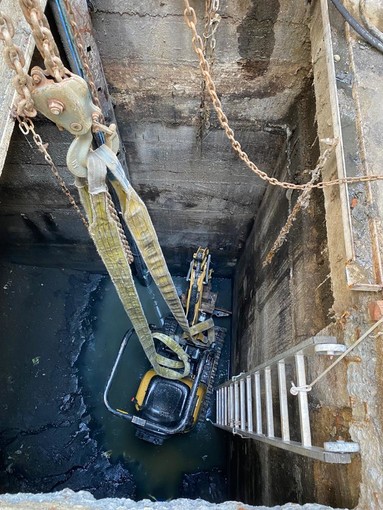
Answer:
[80,275,232,501]
[0,252,231,501]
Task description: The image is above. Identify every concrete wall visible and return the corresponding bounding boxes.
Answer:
[89,0,312,275]
[230,82,360,509]
[230,1,383,508]
[0,0,313,276]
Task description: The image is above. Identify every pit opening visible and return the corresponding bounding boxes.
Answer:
[0,0,366,508]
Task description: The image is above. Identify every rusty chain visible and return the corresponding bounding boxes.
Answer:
[1,2,134,261]
[0,11,36,116]
[203,0,220,55]
[19,0,67,82]
[17,116,89,228]
[183,0,383,191]
[262,139,336,267]
[61,0,103,123]
[198,0,221,135]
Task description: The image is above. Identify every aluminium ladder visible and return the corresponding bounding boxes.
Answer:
[214,336,359,464]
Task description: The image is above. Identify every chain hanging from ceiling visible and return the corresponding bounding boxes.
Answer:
[182,0,383,191]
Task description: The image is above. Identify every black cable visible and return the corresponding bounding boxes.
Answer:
[330,0,383,54]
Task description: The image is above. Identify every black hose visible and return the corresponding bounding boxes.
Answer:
[330,0,383,54]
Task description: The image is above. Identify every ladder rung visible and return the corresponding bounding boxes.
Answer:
[254,371,262,434]
[265,366,274,437]
[240,378,246,431]
[278,360,290,441]
[221,387,225,426]
[229,385,234,427]
[234,381,240,428]
[246,375,253,432]
[218,388,221,425]
[295,353,312,447]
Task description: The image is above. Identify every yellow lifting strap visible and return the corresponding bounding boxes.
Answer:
[93,145,191,337]
[77,150,191,380]
[0,0,196,380]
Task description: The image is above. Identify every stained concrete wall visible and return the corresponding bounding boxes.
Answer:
[89,0,312,275]
[0,0,314,277]
[230,82,360,509]
[230,1,383,509]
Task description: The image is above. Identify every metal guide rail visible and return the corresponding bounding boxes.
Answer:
[214,336,359,464]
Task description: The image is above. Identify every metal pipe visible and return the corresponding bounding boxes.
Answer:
[49,0,83,76]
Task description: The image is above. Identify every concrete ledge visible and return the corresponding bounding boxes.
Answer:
[0,489,344,510]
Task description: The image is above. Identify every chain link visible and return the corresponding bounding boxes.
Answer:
[17,116,89,229]
[19,0,67,81]
[183,0,383,191]
[0,11,36,116]
[203,0,220,53]
[1,2,134,261]
[61,0,103,123]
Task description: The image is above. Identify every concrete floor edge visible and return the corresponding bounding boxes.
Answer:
[0,489,345,510]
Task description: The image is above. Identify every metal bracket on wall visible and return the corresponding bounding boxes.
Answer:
[214,335,359,464]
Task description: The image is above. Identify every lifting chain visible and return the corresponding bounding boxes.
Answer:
[183,0,383,191]
[199,0,221,135]
[17,116,89,229]
[0,1,133,262]
[61,0,104,123]
[0,11,36,117]
[19,0,67,82]
[203,0,220,56]
[105,191,134,264]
